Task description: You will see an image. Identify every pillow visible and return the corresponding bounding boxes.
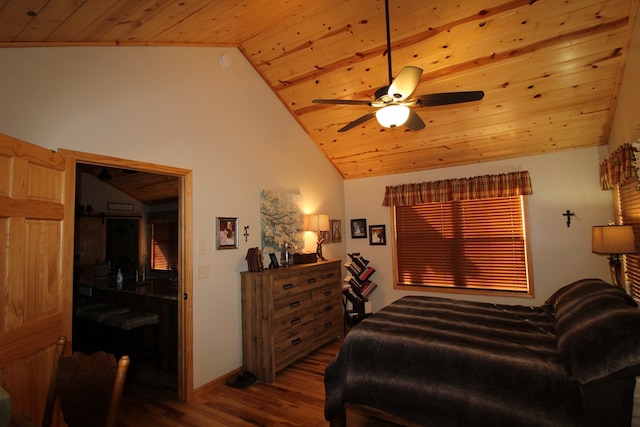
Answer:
[554,285,640,384]
[545,278,637,315]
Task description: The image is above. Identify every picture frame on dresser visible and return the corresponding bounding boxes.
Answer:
[351,218,367,239]
[217,217,238,249]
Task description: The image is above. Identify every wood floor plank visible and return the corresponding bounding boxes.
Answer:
[118,339,404,426]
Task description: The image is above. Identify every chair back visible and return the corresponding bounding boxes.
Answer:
[42,336,129,427]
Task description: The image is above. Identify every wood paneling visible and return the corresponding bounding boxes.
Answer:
[1,0,637,179]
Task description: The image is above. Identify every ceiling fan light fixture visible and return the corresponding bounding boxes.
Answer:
[376,104,410,128]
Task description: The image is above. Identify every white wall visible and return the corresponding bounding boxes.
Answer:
[345,147,614,309]
[0,46,346,388]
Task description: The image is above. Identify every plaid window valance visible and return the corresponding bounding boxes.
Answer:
[599,143,637,190]
[382,171,533,206]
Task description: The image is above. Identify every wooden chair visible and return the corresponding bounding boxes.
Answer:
[42,336,130,427]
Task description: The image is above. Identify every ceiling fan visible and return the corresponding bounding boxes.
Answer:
[312,0,484,132]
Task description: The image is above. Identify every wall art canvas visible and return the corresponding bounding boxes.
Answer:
[260,190,304,256]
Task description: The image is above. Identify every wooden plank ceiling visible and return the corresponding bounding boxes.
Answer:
[1,0,637,180]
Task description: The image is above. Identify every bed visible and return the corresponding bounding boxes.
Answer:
[324,279,640,426]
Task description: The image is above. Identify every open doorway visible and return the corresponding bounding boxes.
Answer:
[62,149,193,402]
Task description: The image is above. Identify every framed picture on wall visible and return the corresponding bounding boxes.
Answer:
[217,217,238,249]
[350,218,367,239]
[369,225,386,245]
[331,219,342,243]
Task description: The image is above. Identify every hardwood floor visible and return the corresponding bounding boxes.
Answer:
[117,339,404,427]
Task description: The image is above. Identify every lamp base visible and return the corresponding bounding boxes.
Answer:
[316,238,326,261]
[609,255,625,289]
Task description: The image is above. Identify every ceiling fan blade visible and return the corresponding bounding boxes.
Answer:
[313,99,373,106]
[388,66,423,101]
[414,91,485,106]
[338,112,376,132]
[404,110,426,131]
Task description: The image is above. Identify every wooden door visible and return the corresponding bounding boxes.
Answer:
[0,133,74,422]
[75,216,106,267]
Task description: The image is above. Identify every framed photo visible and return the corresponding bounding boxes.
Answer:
[108,202,134,212]
[217,217,238,249]
[369,224,386,245]
[319,230,331,244]
[330,219,342,243]
[350,218,367,239]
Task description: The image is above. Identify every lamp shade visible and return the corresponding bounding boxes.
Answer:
[592,225,636,254]
[375,105,410,128]
[304,214,330,232]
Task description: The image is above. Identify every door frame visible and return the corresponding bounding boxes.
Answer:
[60,148,194,402]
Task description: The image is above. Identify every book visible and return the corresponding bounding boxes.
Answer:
[348,253,369,270]
[344,287,366,305]
[360,281,377,298]
[349,286,368,302]
[344,275,361,291]
[344,261,361,277]
[358,266,375,282]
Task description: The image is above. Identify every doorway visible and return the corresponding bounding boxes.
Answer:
[62,149,194,402]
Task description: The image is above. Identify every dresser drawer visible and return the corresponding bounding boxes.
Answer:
[275,329,313,366]
[274,292,312,318]
[274,310,314,340]
[315,302,341,328]
[314,312,342,345]
[318,267,340,285]
[272,272,304,300]
[313,283,341,306]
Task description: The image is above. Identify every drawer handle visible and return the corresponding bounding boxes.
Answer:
[327,273,335,278]
[283,283,294,290]
[324,290,332,297]
[324,321,333,329]
[291,318,300,325]
[291,338,302,346]
[306,278,316,283]
[290,301,300,308]
[324,304,333,312]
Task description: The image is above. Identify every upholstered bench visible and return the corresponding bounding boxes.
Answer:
[75,301,130,323]
[102,311,160,367]
[74,300,131,354]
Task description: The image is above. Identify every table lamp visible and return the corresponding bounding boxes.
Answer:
[592,224,636,288]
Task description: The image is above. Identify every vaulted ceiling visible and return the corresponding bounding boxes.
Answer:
[1,0,637,179]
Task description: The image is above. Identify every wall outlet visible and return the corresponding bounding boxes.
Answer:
[198,265,209,279]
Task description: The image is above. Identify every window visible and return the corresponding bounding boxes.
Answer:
[617,180,640,300]
[149,211,178,271]
[393,195,531,295]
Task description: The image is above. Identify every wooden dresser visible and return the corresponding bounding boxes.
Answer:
[240,260,343,382]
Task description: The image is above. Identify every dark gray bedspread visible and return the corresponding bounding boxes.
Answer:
[324,295,584,426]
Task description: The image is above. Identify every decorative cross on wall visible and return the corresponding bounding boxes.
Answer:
[563,210,575,228]
[243,225,250,242]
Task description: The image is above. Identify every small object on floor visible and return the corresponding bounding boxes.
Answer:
[225,371,257,389]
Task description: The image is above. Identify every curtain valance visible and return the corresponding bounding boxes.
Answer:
[382,171,533,207]
[599,143,637,190]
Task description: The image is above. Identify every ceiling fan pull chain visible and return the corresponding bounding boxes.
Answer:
[385,0,393,86]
